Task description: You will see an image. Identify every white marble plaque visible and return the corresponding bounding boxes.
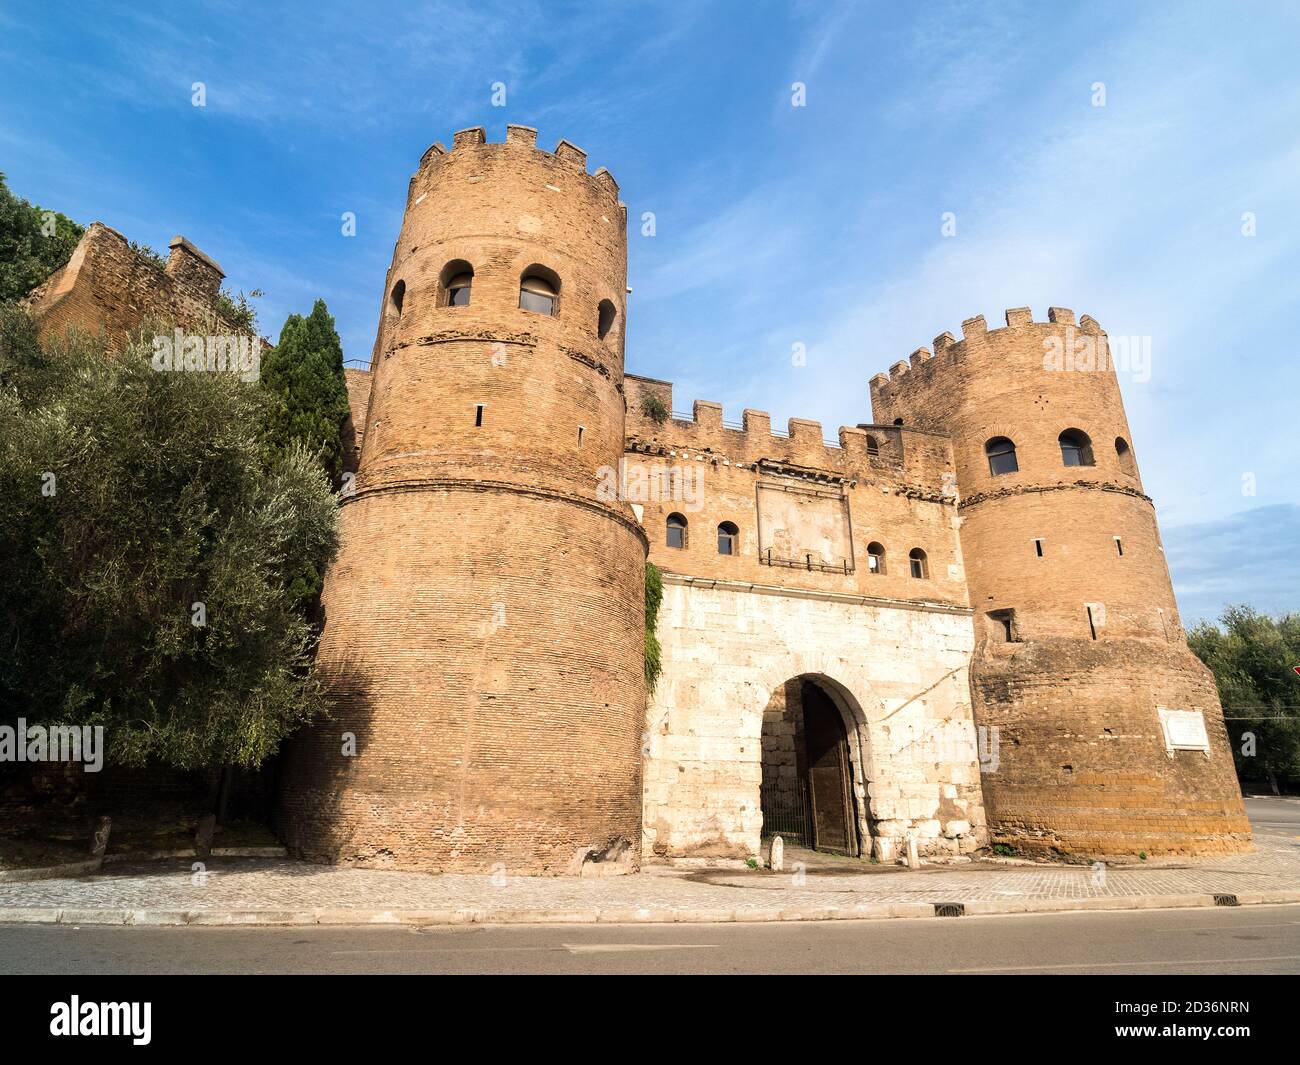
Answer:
[1158,707,1210,753]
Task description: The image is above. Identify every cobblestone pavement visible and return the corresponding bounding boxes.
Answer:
[1,832,1297,919]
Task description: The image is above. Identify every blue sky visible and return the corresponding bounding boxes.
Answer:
[1,1,1296,623]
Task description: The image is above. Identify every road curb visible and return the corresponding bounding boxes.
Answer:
[0,860,101,883]
[3,890,1299,928]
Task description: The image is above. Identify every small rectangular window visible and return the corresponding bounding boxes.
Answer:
[1033,538,1043,557]
[988,609,1017,643]
[475,404,484,427]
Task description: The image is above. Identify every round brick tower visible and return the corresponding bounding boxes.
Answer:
[870,307,1249,857]
[277,125,648,874]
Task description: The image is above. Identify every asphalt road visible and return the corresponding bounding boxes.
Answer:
[3,796,1297,975]
[1243,795,1300,838]
[2,904,1299,975]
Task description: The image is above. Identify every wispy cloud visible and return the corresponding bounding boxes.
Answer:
[1165,505,1300,624]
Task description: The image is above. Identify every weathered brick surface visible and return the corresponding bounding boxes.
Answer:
[276,128,648,874]
[871,309,1248,855]
[341,368,372,474]
[24,224,239,344]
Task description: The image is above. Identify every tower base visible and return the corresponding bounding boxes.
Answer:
[971,638,1251,858]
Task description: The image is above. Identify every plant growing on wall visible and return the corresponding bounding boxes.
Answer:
[215,287,264,333]
[645,561,664,692]
[641,394,669,425]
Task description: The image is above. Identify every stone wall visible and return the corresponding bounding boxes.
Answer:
[643,576,987,862]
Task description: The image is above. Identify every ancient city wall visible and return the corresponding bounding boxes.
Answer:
[870,306,1249,856]
[278,127,649,875]
[24,222,239,345]
[644,578,986,861]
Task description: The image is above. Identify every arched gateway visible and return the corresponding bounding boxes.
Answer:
[760,674,868,857]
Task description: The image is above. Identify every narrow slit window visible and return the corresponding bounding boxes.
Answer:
[1115,536,1123,556]
[475,404,484,427]
[1034,538,1044,557]
[577,426,584,446]
[1086,605,1098,640]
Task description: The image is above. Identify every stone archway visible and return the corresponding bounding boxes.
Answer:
[759,672,869,857]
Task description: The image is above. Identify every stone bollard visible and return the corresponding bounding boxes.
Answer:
[194,814,216,859]
[768,835,784,872]
[905,837,920,869]
[89,815,111,861]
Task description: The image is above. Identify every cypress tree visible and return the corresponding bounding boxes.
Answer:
[260,298,351,488]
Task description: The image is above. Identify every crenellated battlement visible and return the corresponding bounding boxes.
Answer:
[624,374,955,492]
[870,306,1107,393]
[414,124,621,197]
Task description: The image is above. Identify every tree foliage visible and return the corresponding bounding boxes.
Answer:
[0,307,340,770]
[1189,606,1300,791]
[0,172,84,304]
[259,299,350,486]
[257,299,351,610]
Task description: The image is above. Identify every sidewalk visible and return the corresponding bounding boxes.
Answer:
[1,831,1298,927]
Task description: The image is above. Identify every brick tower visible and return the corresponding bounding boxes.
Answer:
[870,308,1250,857]
[277,125,648,874]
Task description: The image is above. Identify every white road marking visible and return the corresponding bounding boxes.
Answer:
[562,943,717,954]
[949,954,1300,973]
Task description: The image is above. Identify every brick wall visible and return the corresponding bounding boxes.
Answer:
[277,127,648,875]
[24,223,241,345]
[871,307,1249,855]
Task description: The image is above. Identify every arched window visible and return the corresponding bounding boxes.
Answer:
[666,513,687,550]
[1059,428,1094,467]
[908,548,929,579]
[439,260,473,307]
[519,265,560,316]
[867,542,886,574]
[1115,437,1136,476]
[865,434,880,458]
[985,436,1018,476]
[389,279,405,316]
[717,521,738,555]
[893,417,904,426]
[597,299,617,339]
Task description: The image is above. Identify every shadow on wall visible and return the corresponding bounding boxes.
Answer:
[272,649,377,862]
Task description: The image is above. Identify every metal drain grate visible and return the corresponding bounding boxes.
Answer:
[933,902,966,917]
[1213,893,1239,907]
